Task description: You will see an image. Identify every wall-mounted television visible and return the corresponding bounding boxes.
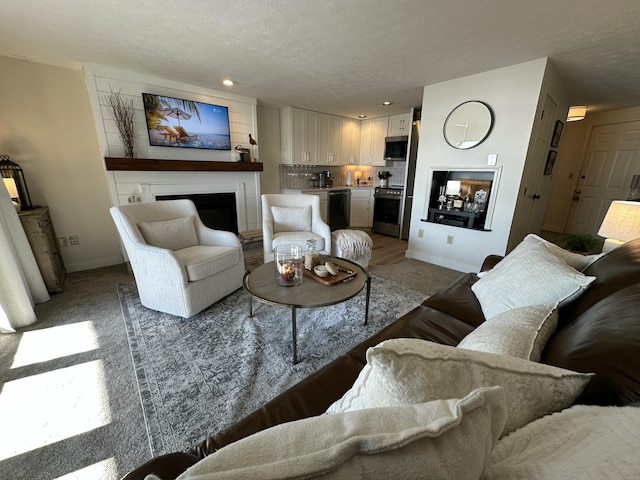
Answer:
[142,93,231,150]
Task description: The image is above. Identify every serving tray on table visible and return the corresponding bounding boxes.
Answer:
[303,265,357,285]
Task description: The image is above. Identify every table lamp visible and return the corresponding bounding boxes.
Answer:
[597,200,640,253]
[0,154,33,210]
[445,180,461,196]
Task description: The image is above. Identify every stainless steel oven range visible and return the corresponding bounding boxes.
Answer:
[373,187,403,237]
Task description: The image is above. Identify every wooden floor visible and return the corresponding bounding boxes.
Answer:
[369,233,409,266]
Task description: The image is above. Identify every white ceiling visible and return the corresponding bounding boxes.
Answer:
[2,0,640,119]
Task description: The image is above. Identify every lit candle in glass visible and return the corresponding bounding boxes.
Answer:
[274,245,303,286]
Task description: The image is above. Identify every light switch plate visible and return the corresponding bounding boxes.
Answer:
[487,153,498,165]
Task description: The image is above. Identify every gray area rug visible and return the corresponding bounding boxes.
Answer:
[118,275,426,456]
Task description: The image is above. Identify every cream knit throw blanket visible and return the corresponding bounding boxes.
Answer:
[334,230,372,261]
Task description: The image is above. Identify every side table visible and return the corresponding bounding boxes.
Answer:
[18,206,66,293]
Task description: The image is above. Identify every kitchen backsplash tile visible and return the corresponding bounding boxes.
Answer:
[279,164,406,190]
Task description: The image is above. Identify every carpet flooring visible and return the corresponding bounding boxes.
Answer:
[0,264,147,480]
[118,274,427,456]
[0,246,462,480]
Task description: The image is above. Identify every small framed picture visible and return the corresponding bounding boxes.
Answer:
[544,150,557,175]
[550,120,564,148]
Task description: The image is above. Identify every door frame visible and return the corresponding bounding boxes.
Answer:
[543,107,640,234]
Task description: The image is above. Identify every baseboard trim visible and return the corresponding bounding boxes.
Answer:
[405,248,475,273]
[65,255,125,273]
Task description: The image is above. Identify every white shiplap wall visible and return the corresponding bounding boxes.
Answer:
[109,170,260,233]
[83,64,262,232]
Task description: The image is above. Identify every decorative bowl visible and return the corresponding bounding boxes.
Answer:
[324,261,339,276]
[314,265,329,277]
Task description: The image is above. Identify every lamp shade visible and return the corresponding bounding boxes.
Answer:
[567,106,587,122]
[445,180,461,196]
[597,201,640,242]
[3,177,19,198]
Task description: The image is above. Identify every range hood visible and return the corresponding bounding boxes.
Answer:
[384,135,408,161]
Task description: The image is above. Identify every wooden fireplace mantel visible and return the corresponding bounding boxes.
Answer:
[104,157,263,172]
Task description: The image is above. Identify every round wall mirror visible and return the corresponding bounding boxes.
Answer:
[443,101,494,149]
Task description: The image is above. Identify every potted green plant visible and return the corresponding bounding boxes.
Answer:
[561,232,601,253]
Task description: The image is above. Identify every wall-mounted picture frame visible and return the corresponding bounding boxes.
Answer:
[544,150,557,175]
[550,120,564,148]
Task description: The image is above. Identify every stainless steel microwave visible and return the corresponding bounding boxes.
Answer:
[384,135,408,161]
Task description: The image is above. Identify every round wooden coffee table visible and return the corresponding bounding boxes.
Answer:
[243,256,371,364]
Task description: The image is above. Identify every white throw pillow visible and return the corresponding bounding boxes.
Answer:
[327,339,592,436]
[471,241,595,320]
[457,303,558,361]
[138,216,198,251]
[513,233,603,271]
[271,206,312,233]
[177,386,507,480]
[485,405,640,479]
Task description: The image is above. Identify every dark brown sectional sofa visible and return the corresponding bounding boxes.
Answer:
[123,237,640,480]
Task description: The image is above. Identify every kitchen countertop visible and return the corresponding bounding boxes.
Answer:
[281,185,375,193]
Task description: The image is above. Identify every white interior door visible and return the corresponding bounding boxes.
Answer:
[507,94,557,250]
[565,121,640,234]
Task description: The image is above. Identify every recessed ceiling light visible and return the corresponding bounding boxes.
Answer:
[358,114,367,118]
[382,101,392,106]
[222,79,235,86]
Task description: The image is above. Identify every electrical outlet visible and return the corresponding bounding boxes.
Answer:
[487,153,498,165]
[69,234,80,246]
[418,229,424,238]
[447,235,454,245]
[58,237,68,247]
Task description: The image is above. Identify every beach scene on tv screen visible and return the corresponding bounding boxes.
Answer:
[142,93,231,150]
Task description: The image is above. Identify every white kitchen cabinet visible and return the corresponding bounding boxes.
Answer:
[341,118,361,164]
[349,188,374,228]
[318,113,342,164]
[359,117,388,166]
[388,113,411,136]
[281,107,318,164]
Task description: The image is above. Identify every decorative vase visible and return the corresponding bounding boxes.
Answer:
[123,141,135,159]
[274,245,303,287]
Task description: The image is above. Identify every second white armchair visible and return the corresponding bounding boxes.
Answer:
[261,194,332,263]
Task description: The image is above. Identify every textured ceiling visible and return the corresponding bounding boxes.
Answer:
[1,0,640,118]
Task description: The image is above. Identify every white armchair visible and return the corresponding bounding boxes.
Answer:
[262,194,332,263]
[110,199,244,318]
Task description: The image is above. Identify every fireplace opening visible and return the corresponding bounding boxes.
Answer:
[156,193,238,234]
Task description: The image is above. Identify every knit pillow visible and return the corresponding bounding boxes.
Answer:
[176,386,507,480]
[457,304,558,361]
[327,339,592,436]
